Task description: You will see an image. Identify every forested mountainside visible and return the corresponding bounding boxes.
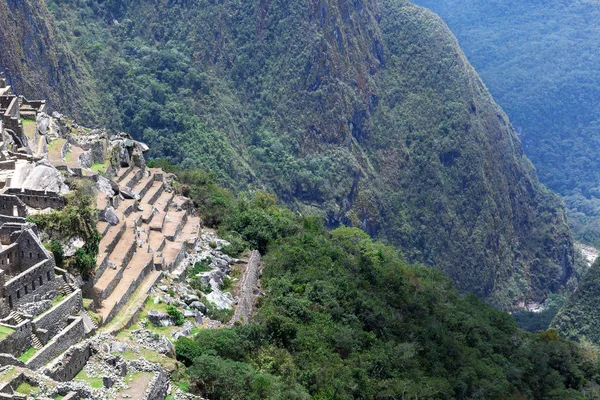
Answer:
[164,168,600,400]
[412,0,600,248]
[0,0,97,120]
[0,0,576,308]
[553,257,600,344]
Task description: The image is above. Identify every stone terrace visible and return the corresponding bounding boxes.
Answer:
[88,164,201,327]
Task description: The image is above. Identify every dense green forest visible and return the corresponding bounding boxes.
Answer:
[160,163,600,399]
[18,0,573,308]
[413,0,600,248]
[553,257,600,345]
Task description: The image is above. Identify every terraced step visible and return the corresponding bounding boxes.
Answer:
[98,221,127,258]
[161,238,186,271]
[154,190,174,212]
[141,179,165,206]
[100,269,162,334]
[116,165,134,183]
[125,168,143,189]
[162,211,187,241]
[147,231,166,253]
[97,250,155,325]
[132,173,155,199]
[181,215,201,242]
[93,232,137,300]
[115,198,136,219]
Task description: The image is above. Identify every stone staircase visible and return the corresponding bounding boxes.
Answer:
[8,311,24,325]
[31,333,43,350]
[59,282,74,297]
[89,166,201,326]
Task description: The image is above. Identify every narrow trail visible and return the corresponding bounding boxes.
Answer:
[229,250,262,325]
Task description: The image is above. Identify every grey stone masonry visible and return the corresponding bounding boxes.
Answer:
[27,316,85,370]
[45,342,93,382]
[33,289,83,342]
[0,195,27,217]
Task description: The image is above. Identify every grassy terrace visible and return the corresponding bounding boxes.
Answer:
[74,369,103,389]
[48,138,66,162]
[0,325,14,341]
[21,119,36,142]
[17,347,37,363]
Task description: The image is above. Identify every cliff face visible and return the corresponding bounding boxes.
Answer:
[0,0,96,121]
[2,0,575,308]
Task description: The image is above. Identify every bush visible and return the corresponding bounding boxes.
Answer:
[49,239,64,268]
[167,305,185,326]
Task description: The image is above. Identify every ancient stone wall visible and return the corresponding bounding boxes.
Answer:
[6,188,65,210]
[0,195,26,218]
[27,316,85,370]
[0,354,25,367]
[103,259,155,324]
[0,321,31,357]
[0,243,19,273]
[33,289,82,341]
[4,259,57,309]
[14,228,51,270]
[143,370,169,400]
[46,342,93,382]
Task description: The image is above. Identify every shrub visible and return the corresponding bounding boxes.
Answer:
[167,305,185,326]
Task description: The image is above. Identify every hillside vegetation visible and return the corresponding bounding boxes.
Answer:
[22,0,572,308]
[412,0,600,248]
[169,166,600,400]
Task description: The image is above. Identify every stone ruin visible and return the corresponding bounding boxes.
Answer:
[0,72,205,398]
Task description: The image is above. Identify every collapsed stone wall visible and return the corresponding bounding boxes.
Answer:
[143,370,169,400]
[45,342,93,382]
[27,316,85,370]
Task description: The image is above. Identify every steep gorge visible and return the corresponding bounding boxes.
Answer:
[0,0,575,308]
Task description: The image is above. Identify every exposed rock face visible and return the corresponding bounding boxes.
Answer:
[10,161,69,193]
[147,310,174,327]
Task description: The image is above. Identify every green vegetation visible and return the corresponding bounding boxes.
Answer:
[17,347,38,363]
[174,204,600,399]
[74,369,104,389]
[553,257,600,343]
[0,325,14,341]
[167,305,185,326]
[40,0,575,307]
[413,0,600,249]
[27,187,101,277]
[15,381,37,396]
[90,162,107,174]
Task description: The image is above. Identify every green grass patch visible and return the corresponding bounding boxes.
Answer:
[17,347,37,363]
[22,119,37,142]
[0,325,14,341]
[52,294,66,306]
[83,298,94,310]
[74,369,104,389]
[90,162,107,174]
[15,382,38,396]
[48,138,66,158]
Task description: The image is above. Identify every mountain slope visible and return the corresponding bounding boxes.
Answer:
[2,0,574,308]
[553,257,600,343]
[412,0,600,248]
[0,0,98,121]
